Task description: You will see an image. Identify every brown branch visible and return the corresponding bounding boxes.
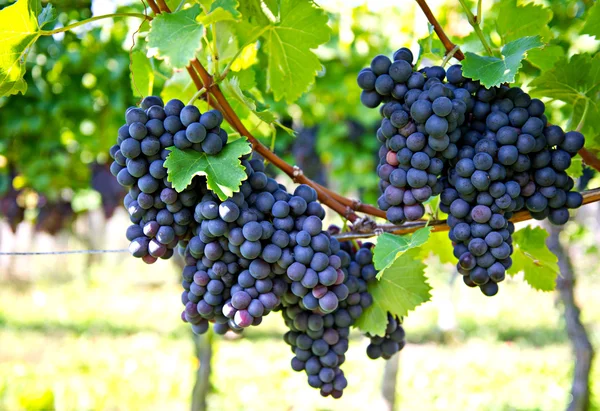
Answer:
[186,59,361,222]
[156,0,171,13]
[414,0,465,61]
[578,148,600,173]
[333,187,600,241]
[146,0,160,14]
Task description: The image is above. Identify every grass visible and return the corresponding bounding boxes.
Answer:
[1,233,600,410]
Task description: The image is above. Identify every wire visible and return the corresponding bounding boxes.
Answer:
[0,249,129,256]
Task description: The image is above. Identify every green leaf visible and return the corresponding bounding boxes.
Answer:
[148,5,203,68]
[238,0,272,25]
[260,0,331,102]
[582,1,600,39]
[199,0,241,25]
[462,36,544,88]
[0,0,42,96]
[130,51,154,97]
[355,249,431,336]
[417,24,445,63]
[508,226,559,291]
[417,231,455,265]
[529,53,600,146]
[494,0,553,42]
[373,227,432,274]
[566,155,583,179]
[161,70,197,103]
[37,3,56,28]
[164,138,252,199]
[526,45,565,72]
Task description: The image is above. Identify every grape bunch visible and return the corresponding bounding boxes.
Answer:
[366,313,406,360]
[109,96,229,263]
[358,49,586,296]
[438,71,584,295]
[282,241,392,398]
[359,49,468,224]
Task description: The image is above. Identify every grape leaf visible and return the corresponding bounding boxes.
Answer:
[417,231,455,265]
[417,24,445,64]
[221,76,276,124]
[37,3,56,28]
[164,138,252,199]
[239,0,272,25]
[0,0,42,96]
[199,0,241,25]
[526,45,565,72]
[161,70,197,103]
[508,226,558,291]
[462,36,544,88]
[529,54,600,148]
[373,227,432,274]
[566,155,583,179]
[582,1,600,39]
[147,5,203,68]
[494,0,553,42]
[355,249,431,336]
[130,51,154,97]
[258,0,331,102]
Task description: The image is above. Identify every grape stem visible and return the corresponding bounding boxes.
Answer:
[457,0,494,56]
[40,13,150,35]
[187,87,207,106]
[414,0,600,173]
[413,0,465,61]
[333,187,600,241]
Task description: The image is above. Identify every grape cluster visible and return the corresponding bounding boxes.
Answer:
[366,314,406,360]
[109,96,230,263]
[359,50,586,295]
[282,241,390,398]
[359,49,468,224]
[438,72,584,295]
[111,100,407,399]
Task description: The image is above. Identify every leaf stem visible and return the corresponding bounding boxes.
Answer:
[441,45,461,67]
[211,25,220,74]
[576,99,590,132]
[476,0,482,24]
[187,87,207,105]
[175,0,187,12]
[40,13,150,35]
[457,0,494,56]
[217,26,270,82]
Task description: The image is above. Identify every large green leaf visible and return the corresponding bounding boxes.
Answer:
[164,138,252,199]
[462,36,544,88]
[373,227,432,274]
[494,0,553,42]
[582,1,600,39]
[161,70,197,103]
[529,53,600,149]
[508,226,559,291]
[257,0,331,102]
[199,0,241,25]
[0,0,42,96]
[130,51,154,97]
[417,231,455,265]
[147,5,204,68]
[526,45,565,72]
[355,249,431,336]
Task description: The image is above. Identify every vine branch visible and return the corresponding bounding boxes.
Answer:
[333,187,600,241]
[146,0,600,239]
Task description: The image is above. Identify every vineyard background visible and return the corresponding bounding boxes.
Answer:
[2,0,600,410]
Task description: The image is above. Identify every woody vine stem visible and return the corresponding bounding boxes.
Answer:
[147,0,600,241]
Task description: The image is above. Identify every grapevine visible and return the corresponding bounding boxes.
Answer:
[1,0,600,405]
